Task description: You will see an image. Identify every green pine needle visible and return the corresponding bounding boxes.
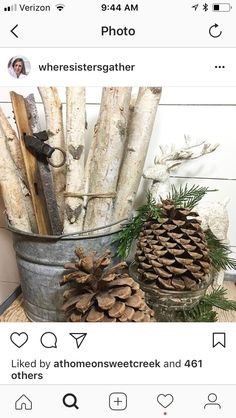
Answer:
[202,287,236,310]
[115,213,145,259]
[168,184,217,210]
[206,229,236,271]
[114,192,163,259]
[183,287,236,322]
[184,303,218,322]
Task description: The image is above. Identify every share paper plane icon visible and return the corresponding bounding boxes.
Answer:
[70,333,87,349]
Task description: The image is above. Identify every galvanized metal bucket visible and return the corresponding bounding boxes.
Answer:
[9,221,123,322]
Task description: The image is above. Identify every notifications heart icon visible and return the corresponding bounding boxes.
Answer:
[157,394,174,408]
[10,332,28,348]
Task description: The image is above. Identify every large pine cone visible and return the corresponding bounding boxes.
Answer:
[135,200,211,291]
[60,248,154,322]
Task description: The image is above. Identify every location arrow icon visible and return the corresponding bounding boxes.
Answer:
[69,333,87,349]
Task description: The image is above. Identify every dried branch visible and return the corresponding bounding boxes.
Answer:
[83,87,132,229]
[113,87,162,221]
[64,87,86,232]
[0,124,31,232]
[38,87,66,221]
[0,105,36,231]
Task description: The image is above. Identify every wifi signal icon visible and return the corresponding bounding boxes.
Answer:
[56,4,65,11]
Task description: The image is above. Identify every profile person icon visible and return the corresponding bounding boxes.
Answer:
[204,393,221,409]
[8,56,31,79]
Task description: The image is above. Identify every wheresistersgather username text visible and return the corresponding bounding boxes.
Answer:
[38,62,135,73]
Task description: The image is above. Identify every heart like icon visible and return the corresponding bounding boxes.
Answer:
[157,394,174,409]
[10,332,28,348]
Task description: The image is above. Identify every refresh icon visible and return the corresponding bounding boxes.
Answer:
[209,23,223,38]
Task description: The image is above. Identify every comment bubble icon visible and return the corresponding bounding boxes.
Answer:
[40,332,57,349]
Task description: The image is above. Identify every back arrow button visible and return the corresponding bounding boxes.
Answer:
[209,24,222,38]
[11,24,19,38]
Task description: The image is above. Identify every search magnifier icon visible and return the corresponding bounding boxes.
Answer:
[63,393,79,410]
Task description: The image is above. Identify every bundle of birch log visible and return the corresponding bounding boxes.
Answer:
[0,86,162,235]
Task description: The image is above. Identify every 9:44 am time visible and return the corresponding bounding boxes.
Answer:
[101,3,139,11]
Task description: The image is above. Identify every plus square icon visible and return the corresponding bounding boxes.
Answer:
[109,392,127,411]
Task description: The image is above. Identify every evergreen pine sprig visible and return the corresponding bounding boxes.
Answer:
[206,229,236,271]
[115,211,146,259]
[203,287,236,310]
[168,184,217,210]
[184,303,218,322]
[184,287,236,322]
[115,192,163,259]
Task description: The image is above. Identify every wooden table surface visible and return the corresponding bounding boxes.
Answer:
[1,281,235,322]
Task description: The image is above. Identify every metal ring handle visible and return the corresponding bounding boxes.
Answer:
[47,147,66,168]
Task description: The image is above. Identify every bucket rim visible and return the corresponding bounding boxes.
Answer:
[8,218,127,240]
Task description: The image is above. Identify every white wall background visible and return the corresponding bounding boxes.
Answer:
[0,86,235,284]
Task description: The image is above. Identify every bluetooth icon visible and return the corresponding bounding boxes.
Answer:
[203,3,209,11]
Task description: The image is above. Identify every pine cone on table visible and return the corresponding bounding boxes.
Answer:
[135,200,211,291]
[60,247,154,322]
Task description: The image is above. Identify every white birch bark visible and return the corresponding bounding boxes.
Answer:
[113,87,162,221]
[25,93,41,133]
[0,125,31,232]
[38,87,66,220]
[0,105,37,231]
[63,87,86,233]
[0,107,27,182]
[83,87,132,230]
[82,119,99,225]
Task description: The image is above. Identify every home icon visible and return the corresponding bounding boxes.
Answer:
[15,394,32,410]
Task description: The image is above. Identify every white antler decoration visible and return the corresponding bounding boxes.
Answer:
[143,136,219,200]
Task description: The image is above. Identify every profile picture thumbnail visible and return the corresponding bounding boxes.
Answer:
[8,55,31,79]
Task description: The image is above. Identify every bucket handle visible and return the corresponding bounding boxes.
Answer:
[60,218,128,238]
[7,218,128,239]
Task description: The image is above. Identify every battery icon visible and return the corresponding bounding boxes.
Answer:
[213,3,232,11]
